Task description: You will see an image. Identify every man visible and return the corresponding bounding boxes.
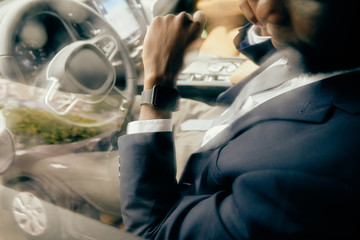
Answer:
[118,0,360,239]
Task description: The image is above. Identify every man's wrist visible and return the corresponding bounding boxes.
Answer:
[140,74,179,120]
[143,72,177,90]
[139,105,172,120]
[143,74,157,90]
[140,85,180,112]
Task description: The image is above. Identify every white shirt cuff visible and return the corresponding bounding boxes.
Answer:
[127,119,173,135]
[247,25,272,45]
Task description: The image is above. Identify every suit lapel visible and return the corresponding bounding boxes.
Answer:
[180,70,360,186]
[199,70,360,152]
[216,53,284,105]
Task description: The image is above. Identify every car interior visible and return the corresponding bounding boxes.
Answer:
[0,0,258,239]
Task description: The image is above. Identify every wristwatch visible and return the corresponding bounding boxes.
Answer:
[140,85,180,111]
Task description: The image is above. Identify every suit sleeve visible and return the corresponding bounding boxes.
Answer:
[234,23,276,64]
[118,132,181,237]
[118,132,359,240]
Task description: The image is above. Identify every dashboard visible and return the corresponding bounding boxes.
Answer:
[14,13,74,82]
[85,0,148,71]
[96,0,142,41]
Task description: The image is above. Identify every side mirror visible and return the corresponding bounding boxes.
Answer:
[0,128,15,174]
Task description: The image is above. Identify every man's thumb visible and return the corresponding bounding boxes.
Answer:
[193,10,207,28]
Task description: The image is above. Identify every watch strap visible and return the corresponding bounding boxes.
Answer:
[140,85,180,111]
[140,88,153,107]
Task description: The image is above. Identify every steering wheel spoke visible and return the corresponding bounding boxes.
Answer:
[91,34,118,61]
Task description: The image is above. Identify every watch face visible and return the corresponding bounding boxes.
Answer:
[152,85,180,111]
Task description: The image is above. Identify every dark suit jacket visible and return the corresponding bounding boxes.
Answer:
[118,68,360,239]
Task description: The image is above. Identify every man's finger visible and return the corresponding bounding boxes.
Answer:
[193,10,207,28]
[239,0,261,26]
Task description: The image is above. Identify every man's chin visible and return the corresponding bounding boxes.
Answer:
[270,38,284,50]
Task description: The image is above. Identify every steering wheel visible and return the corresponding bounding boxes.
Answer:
[0,0,137,125]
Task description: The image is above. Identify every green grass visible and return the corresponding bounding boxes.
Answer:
[4,107,115,146]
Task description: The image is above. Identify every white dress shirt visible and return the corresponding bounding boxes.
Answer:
[127,25,271,136]
[126,25,354,147]
[127,62,346,147]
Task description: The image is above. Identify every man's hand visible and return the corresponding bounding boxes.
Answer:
[239,0,284,26]
[142,11,206,90]
[239,0,261,26]
[139,11,206,121]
